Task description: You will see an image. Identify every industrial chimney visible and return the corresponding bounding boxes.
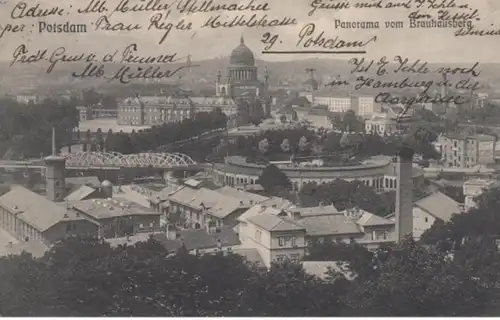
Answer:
[395,143,415,242]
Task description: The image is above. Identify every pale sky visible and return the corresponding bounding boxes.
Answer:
[0,0,499,64]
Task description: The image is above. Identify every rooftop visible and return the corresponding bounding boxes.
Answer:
[385,191,462,222]
[356,210,394,227]
[414,192,462,222]
[0,185,81,232]
[293,214,362,236]
[115,185,154,208]
[64,185,98,202]
[154,225,241,252]
[148,185,181,204]
[247,214,305,232]
[72,198,159,220]
[289,205,340,217]
[78,119,151,133]
[168,186,269,219]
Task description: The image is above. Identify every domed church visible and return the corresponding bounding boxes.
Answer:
[216,35,271,125]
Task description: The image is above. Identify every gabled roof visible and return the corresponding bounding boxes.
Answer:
[148,185,180,204]
[414,192,462,222]
[65,185,97,202]
[238,204,284,223]
[289,205,339,217]
[294,214,362,236]
[215,186,268,203]
[385,191,462,222]
[168,186,267,219]
[247,214,305,232]
[356,211,394,227]
[0,186,74,232]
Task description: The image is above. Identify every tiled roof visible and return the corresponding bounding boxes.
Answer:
[356,211,394,227]
[154,225,240,252]
[72,198,159,220]
[148,185,180,204]
[247,214,305,232]
[65,185,97,202]
[168,186,260,219]
[238,203,285,223]
[414,192,462,222]
[0,186,74,232]
[294,214,362,236]
[215,186,269,203]
[289,205,340,217]
[115,185,152,208]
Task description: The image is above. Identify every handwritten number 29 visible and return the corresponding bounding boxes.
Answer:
[261,32,279,51]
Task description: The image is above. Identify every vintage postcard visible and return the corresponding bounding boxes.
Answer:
[0,0,499,317]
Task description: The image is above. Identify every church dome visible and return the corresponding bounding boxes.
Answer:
[229,36,255,66]
[102,180,113,187]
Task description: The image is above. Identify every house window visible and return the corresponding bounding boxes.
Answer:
[278,236,284,247]
[290,254,300,262]
[291,236,297,247]
[425,217,428,223]
[255,230,262,243]
[66,224,71,231]
[276,255,286,262]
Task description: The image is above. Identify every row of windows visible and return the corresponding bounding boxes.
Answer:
[277,236,297,247]
[275,253,300,262]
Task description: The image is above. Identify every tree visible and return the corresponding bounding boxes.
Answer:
[454,236,500,289]
[85,129,92,143]
[341,110,363,132]
[239,261,348,316]
[104,129,113,152]
[257,164,291,191]
[347,237,486,316]
[95,128,104,151]
[299,180,394,216]
[258,138,269,154]
[422,187,500,249]
[306,240,375,280]
[280,138,290,153]
[298,136,309,153]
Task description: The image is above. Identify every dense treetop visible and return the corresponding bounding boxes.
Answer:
[0,233,497,317]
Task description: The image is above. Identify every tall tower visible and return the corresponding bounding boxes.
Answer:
[45,127,66,202]
[395,143,415,242]
[305,68,318,105]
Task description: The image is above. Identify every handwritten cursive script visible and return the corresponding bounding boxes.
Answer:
[297,23,377,50]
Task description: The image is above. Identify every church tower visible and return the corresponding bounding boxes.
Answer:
[45,127,66,202]
[395,143,415,242]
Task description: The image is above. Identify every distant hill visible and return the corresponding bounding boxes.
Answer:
[1,56,500,95]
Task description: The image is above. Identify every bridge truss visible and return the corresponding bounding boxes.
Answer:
[61,152,197,168]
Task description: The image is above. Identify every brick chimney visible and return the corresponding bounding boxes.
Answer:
[395,143,415,242]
